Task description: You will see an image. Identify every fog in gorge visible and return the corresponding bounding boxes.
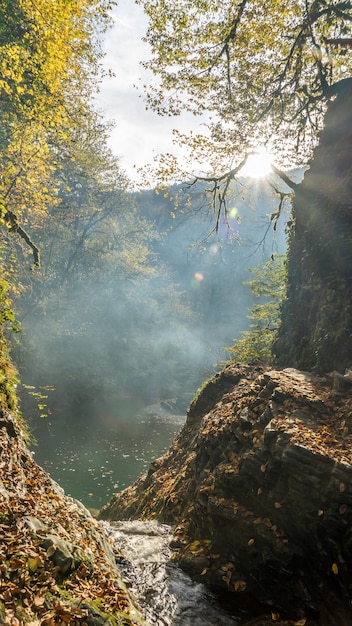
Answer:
[13,177,289,508]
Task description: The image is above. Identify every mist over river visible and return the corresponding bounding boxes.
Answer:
[19,180,289,512]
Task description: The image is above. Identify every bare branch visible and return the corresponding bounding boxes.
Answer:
[270,165,298,191]
[325,37,352,47]
[192,153,251,186]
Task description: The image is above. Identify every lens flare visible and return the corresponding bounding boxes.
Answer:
[240,148,273,178]
[229,207,238,218]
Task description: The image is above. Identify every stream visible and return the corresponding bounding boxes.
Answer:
[33,397,252,623]
[102,519,241,626]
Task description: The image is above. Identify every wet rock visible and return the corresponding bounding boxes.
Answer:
[41,534,74,573]
[100,364,352,625]
[22,515,49,534]
[332,371,352,393]
[0,409,20,437]
[79,602,115,626]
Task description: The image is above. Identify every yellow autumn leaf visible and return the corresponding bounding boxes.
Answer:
[332,563,339,575]
[28,556,42,572]
[234,580,246,592]
[221,562,234,572]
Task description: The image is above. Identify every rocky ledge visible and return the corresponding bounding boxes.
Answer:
[0,409,147,625]
[99,364,352,625]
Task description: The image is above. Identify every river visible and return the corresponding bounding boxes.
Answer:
[32,403,249,625]
[31,398,185,509]
[102,519,241,626]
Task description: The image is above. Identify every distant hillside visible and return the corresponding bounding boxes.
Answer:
[135,174,290,360]
[16,173,293,432]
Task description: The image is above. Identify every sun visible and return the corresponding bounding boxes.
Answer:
[239,148,273,179]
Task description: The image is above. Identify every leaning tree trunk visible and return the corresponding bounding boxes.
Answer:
[274,80,352,373]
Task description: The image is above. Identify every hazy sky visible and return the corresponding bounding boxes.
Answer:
[96,0,200,184]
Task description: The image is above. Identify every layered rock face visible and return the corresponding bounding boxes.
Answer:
[275,81,352,373]
[100,364,352,625]
[0,409,147,625]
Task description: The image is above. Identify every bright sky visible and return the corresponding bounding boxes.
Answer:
[96,0,200,184]
[97,2,277,185]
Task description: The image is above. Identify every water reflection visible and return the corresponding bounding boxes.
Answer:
[32,403,184,509]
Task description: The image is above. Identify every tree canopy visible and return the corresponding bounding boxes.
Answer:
[0,0,113,121]
[0,0,115,267]
[137,0,352,176]
[137,0,352,375]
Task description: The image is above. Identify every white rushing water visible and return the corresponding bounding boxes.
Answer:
[103,520,239,626]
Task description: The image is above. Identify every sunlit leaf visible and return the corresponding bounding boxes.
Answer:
[234,580,247,592]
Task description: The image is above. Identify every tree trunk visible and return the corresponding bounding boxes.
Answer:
[274,81,352,373]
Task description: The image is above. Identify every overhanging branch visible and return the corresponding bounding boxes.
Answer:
[4,209,40,268]
[187,153,251,232]
[186,155,299,241]
[270,165,298,191]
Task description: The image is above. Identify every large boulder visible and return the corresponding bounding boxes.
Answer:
[100,364,352,625]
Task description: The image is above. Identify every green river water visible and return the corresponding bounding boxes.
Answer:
[31,397,184,510]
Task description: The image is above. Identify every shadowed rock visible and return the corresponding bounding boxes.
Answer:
[100,364,352,625]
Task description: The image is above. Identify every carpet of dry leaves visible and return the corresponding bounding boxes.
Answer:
[0,420,145,626]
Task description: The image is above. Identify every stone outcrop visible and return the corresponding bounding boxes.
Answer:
[275,80,352,373]
[0,408,148,626]
[100,364,352,625]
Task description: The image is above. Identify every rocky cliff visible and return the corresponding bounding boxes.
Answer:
[275,80,352,373]
[0,408,147,626]
[100,364,352,625]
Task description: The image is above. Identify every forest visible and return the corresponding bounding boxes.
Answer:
[0,1,352,625]
[13,171,287,508]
